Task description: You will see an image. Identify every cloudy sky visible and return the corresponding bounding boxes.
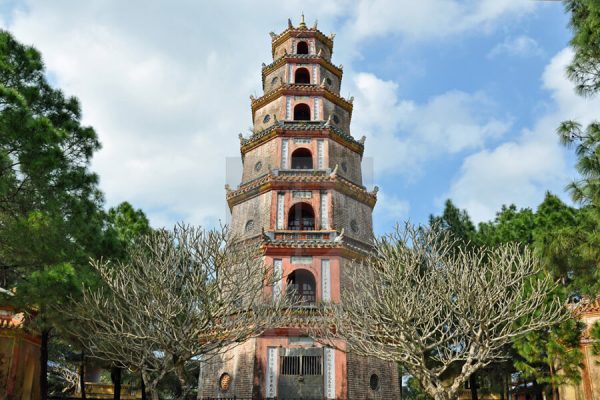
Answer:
[1,0,598,234]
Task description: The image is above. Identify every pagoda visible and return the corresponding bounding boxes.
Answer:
[201,16,400,399]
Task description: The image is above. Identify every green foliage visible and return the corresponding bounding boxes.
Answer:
[513,317,584,386]
[0,28,106,297]
[557,121,600,206]
[564,0,600,96]
[430,194,590,392]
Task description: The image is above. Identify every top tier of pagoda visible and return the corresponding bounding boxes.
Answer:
[244,15,359,157]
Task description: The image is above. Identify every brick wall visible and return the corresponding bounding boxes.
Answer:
[242,138,279,182]
[332,191,374,245]
[329,140,362,185]
[200,338,257,398]
[230,191,272,238]
[347,353,401,400]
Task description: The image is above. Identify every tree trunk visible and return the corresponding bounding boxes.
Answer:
[196,361,203,400]
[40,328,50,400]
[80,352,87,400]
[469,374,479,400]
[111,366,122,400]
[173,357,186,399]
[141,373,147,400]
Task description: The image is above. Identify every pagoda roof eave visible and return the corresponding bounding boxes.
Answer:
[240,122,364,155]
[262,55,343,85]
[271,27,334,57]
[226,172,377,210]
[251,84,353,117]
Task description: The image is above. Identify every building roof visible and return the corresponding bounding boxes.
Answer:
[241,120,364,155]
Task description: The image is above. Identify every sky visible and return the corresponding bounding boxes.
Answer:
[1,0,599,235]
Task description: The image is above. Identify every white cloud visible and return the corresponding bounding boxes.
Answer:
[345,0,535,41]
[373,191,411,232]
[445,48,599,223]
[488,35,544,58]
[1,0,541,227]
[350,73,511,178]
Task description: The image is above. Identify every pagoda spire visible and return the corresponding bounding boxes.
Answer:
[299,12,307,29]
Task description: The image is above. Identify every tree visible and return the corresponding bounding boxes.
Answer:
[564,0,600,96]
[0,29,114,399]
[326,223,565,400]
[65,225,290,400]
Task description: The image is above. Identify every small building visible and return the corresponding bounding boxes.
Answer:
[0,306,40,400]
[560,298,600,400]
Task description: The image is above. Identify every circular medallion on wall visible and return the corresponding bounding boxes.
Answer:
[219,372,232,392]
[254,161,263,172]
[341,161,348,173]
[271,76,278,85]
[263,114,271,123]
[332,114,340,124]
[245,219,255,233]
[350,219,359,233]
[369,373,380,391]
[326,77,332,86]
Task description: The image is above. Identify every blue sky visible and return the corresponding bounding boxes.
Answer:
[1,1,597,235]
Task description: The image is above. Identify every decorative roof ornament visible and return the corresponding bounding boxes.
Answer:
[348,96,354,103]
[225,184,232,192]
[238,133,244,142]
[329,33,336,40]
[313,19,318,29]
[269,32,277,39]
[320,78,327,88]
[359,135,366,145]
[334,228,345,242]
[372,186,379,195]
[299,13,307,29]
[288,18,293,29]
[331,164,339,176]
[261,62,266,68]
[338,64,343,70]
[325,115,332,127]
[317,48,322,57]
[249,94,255,101]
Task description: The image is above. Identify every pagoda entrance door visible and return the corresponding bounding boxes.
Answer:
[278,347,324,399]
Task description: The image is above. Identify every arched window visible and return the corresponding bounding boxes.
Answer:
[297,41,309,55]
[293,104,311,121]
[287,269,316,304]
[291,148,313,169]
[288,202,315,230]
[294,68,310,84]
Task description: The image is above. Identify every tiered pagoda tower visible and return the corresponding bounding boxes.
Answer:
[201,17,400,400]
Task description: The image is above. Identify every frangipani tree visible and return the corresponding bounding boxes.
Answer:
[325,223,566,400]
[65,225,290,399]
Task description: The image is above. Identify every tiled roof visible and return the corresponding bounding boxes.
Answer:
[242,120,362,150]
[251,83,352,115]
[226,170,377,209]
[262,54,342,83]
[0,307,25,329]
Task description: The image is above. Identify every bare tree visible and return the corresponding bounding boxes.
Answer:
[323,223,566,400]
[64,225,289,399]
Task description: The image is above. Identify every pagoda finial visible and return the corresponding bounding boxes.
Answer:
[299,13,307,29]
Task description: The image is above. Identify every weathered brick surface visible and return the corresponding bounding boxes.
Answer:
[263,64,286,93]
[323,98,351,135]
[230,191,272,238]
[320,66,341,93]
[253,99,283,133]
[347,353,401,400]
[242,137,280,182]
[200,338,257,398]
[329,140,362,185]
[332,191,374,244]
